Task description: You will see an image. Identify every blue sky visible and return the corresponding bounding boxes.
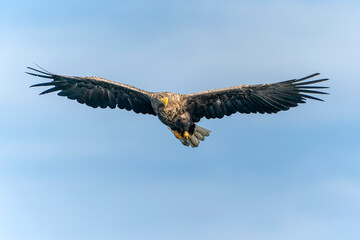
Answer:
[1,1,359,239]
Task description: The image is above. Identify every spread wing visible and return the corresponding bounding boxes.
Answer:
[184,73,329,122]
[27,67,156,115]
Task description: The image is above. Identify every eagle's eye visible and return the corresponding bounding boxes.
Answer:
[159,97,168,107]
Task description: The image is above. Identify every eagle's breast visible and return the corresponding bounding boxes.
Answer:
[157,93,192,132]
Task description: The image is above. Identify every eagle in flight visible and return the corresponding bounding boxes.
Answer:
[28,67,328,147]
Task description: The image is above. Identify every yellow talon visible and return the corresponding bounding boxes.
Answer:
[183,131,190,140]
[173,130,182,139]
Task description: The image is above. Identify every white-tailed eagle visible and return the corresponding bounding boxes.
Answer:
[28,67,328,147]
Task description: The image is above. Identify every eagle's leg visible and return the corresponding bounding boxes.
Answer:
[173,130,182,139]
[183,131,190,140]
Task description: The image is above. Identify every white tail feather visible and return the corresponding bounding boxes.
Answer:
[194,131,204,141]
[194,125,211,137]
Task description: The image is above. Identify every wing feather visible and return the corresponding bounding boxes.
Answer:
[71,87,88,100]
[28,67,156,115]
[108,91,117,109]
[185,73,328,122]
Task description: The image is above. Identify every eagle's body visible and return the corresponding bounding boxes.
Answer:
[151,92,191,132]
[28,67,328,147]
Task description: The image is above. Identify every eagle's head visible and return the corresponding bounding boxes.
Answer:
[159,96,168,107]
[151,93,170,113]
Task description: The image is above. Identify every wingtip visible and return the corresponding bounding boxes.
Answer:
[300,93,325,102]
[297,73,321,81]
[311,73,321,77]
[26,66,53,76]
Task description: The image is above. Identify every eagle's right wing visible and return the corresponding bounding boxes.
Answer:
[28,67,156,115]
[184,73,329,122]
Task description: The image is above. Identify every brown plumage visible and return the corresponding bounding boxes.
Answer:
[28,67,328,147]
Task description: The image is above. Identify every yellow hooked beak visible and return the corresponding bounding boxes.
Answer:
[160,97,168,107]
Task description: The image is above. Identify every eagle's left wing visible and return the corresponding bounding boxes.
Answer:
[27,67,156,115]
[184,73,328,123]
